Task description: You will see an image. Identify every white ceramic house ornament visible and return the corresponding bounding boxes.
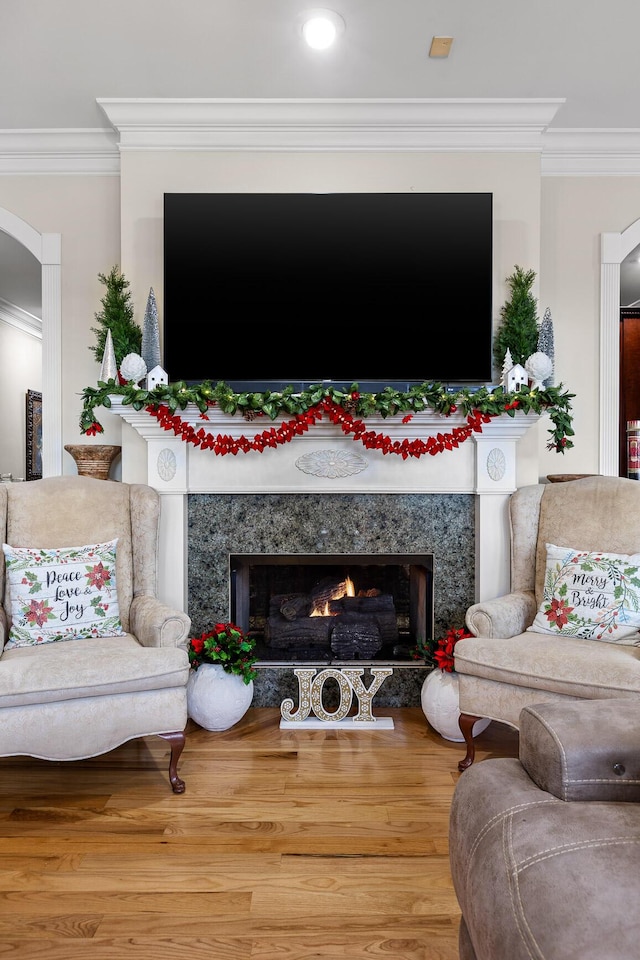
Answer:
[146,365,169,390]
[506,363,528,392]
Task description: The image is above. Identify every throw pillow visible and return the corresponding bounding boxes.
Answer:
[2,539,125,648]
[528,542,640,644]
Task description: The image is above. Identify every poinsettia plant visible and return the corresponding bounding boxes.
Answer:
[187,622,258,685]
[411,626,474,673]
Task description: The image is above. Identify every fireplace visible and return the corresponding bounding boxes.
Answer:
[230,553,434,663]
[187,492,474,706]
[110,399,542,707]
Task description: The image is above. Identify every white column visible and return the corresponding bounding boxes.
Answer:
[473,432,519,601]
[146,436,189,609]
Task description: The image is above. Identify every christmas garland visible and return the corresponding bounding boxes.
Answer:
[79,379,575,456]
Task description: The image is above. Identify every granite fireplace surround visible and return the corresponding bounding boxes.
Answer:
[112,400,541,708]
[188,492,472,706]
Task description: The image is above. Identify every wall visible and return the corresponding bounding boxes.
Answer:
[0,154,639,483]
[540,176,640,479]
[0,176,121,466]
[0,323,41,478]
[117,148,544,483]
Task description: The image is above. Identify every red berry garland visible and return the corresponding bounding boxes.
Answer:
[145,397,496,460]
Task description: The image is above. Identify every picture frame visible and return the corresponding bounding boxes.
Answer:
[26,389,42,481]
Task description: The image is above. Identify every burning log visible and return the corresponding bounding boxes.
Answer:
[279,595,311,621]
[265,615,333,649]
[310,576,355,610]
[330,616,382,659]
[266,583,399,654]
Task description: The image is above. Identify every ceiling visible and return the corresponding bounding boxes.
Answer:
[2,0,640,131]
[2,0,640,319]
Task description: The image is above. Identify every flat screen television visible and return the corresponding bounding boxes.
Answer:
[163,191,494,390]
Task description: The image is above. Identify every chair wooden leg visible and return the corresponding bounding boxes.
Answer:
[158,731,186,793]
[458,713,483,772]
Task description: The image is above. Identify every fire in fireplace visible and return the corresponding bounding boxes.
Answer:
[230,553,433,664]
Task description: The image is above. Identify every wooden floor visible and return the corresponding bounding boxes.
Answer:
[0,707,519,960]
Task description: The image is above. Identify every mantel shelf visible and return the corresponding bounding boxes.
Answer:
[108,396,543,444]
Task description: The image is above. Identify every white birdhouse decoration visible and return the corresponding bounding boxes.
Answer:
[506,363,528,393]
[146,365,169,390]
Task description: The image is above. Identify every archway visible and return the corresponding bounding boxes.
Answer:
[600,217,640,476]
[0,208,61,477]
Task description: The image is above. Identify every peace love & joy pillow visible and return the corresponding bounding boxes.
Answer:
[2,539,125,648]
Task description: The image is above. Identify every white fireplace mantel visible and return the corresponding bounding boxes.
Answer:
[109,399,543,612]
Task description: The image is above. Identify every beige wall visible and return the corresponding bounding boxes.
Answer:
[540,176,640,479]
[0,324,41,478]
[118,148,545,481]
[0,159,640,483]
[0,176,121,470]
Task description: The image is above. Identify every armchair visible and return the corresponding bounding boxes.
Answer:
[0,476,191,792]
[454,475,640,771]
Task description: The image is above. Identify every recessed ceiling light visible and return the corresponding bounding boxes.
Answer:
[300,9,345,50]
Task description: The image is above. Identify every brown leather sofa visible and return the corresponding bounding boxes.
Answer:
[449,698,640,960]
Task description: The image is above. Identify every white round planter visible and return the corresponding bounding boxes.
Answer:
[187,663,254,732]
[421,669,491,742]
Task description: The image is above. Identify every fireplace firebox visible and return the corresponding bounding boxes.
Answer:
[230,553,433,665]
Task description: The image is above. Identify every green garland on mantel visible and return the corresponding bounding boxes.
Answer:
[78,379,575,454]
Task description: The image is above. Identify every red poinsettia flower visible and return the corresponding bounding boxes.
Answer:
[25,599,54,627]
[85,562,111,590]
[545,597,573,629]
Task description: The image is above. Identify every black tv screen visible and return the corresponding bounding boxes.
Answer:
[163,192,493,390]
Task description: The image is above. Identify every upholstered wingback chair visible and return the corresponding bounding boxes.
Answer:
[0,476,191,792]
[454,475,640,771]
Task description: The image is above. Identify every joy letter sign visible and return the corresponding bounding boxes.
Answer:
[280,667,394,729]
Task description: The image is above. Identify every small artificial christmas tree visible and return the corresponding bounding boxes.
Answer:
[501,347,513,388]
[493,265,539,370]
[537,307,555,387]
[89,266,142,368]
[141,287,162,373]
[99,328,118,383]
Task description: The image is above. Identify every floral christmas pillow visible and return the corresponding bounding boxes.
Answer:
[528,542,640,645]
[2,539,125,648]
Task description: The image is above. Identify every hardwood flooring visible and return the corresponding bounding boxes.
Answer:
[0,707,519,960]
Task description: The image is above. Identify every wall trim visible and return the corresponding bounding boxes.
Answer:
[1,103,640,175]
[0,296,42,339]
[97,97,565,152]
[0,129,119,175]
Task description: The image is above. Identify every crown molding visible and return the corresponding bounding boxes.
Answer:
[97,97,565,152]
[1,102,640,175]
[0,296,42,339]
[0,129,119,175]
[541,129,640,176]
